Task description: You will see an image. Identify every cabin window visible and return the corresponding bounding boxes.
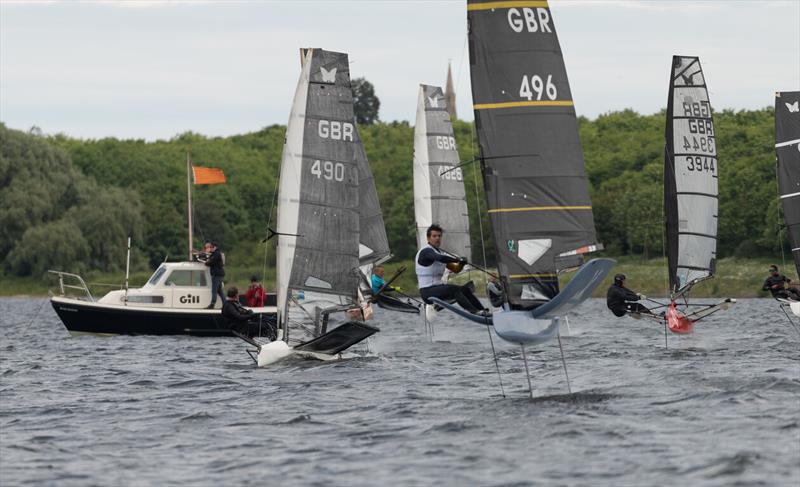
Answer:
[164,270,208,287]
[147,266,167,286]
[126,295,165,304]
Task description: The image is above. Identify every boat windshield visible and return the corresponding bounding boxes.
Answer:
[147,266,167,286]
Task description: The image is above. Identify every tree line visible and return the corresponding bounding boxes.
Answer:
[0,105,786,278]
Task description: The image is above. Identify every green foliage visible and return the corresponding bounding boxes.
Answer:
[351,77,380,125]
[0,106,789,288]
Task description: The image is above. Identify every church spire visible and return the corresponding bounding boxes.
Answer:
[444,61,457,120]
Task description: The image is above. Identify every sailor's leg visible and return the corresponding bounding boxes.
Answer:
[460,284,486,312]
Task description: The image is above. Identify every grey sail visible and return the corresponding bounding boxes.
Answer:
[664,56,718,295]
[413,84,471,259]
[354,126,391,266]
[276,48,360,343]
[775,91,800,277]
[467,0,600,308]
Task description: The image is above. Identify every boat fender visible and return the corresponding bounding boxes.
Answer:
[257,340,292,367]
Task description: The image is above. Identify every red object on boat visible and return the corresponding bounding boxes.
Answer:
[666,301,694,334]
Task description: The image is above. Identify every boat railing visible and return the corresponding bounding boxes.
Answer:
[47,270,95,302]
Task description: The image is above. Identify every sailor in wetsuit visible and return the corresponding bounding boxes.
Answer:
[606,273,651,317]
[763,265,800,301]
[222,287,277,340]
[416,224,488,316]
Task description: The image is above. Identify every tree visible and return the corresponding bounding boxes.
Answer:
[351,77,380,125]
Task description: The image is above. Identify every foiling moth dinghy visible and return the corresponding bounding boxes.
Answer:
[652,55,735,334]
[240,48,380,366]
[774,91,800,321]
[432,0,616,397]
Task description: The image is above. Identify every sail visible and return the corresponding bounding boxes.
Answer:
[664,56,718,295]
[467,0,599,308]
[413,84,471,259]
[355,125,391,266]
[276,48,360,342]
[776,91,800,278]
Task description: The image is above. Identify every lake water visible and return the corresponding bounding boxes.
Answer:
[1,297,798,486]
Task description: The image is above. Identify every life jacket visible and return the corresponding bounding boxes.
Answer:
[415,244,447,289]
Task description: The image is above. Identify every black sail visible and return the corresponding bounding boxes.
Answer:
[664,56,718,295]
[776,91,800,277]
[467,0,599,308]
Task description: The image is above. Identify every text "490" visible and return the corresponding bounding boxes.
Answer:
[311,160,345,181]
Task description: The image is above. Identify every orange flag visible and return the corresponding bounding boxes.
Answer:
[192,166,226,185]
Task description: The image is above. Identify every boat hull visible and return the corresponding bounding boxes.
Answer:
[50,297,276,337]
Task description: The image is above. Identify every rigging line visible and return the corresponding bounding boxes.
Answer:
[778,304,800,337]
[259,170,281,336]
[439,153,540,175]
[454,32,468,96]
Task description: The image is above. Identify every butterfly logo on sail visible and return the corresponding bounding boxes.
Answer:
[320,67,337,83]
[428,96,439,108]
[786,101,800,113]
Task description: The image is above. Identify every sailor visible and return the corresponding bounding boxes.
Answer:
[371,265,401,295]
[223,287,276,340]
[606,273,651,317]
[203,241,226,309]
[762,265,800,301]
[244,275,266,307]
[416,224,487,315]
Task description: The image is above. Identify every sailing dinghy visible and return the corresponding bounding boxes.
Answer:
[775,91,800,318]
[432,1,614,359]
[660,55,735,333]
[242,48,378,366]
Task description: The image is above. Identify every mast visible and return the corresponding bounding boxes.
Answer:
[413,84,471,259]
[775,91,800,277]
[467,0,599,309]
[664,56,718,296]
[186,151,193,260]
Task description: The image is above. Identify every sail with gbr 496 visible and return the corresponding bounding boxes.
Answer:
[432,0,615,348]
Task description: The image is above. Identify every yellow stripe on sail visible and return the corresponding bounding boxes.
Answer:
[488,205,592,213]
[473,100,574,110]
[468,1,549,11]
[509,273,557,279]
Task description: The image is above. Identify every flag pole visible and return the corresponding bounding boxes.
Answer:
[187,150,193,260]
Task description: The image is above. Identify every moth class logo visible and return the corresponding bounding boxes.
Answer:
[785,101,799,113]
[320,67,337,83]
[428,96,439,108]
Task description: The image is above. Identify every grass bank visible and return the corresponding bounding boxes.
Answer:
[2,257,795,299]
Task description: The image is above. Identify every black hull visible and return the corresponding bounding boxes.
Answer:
[375,294,420,314]
[51,299,276,337]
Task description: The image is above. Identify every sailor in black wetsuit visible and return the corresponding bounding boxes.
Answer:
[415,224,487,315]
[763,265,800,301]
[606,273,651,317]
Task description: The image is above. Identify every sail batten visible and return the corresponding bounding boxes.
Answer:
[775,91,800,278]
[664,55,719,296]
[467,0,599,307]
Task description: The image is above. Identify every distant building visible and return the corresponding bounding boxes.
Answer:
[444,62,457,120]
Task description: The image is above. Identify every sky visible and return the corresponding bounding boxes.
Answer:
[1,0,798,141]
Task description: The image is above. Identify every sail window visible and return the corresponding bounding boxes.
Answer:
[165,270,208,287]
[304,276,332,289]
[518,239,552,266]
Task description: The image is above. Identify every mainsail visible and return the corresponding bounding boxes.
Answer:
[413,84,471,259]
[664,56,718,296]
[776,91,800,278]
[467,0,600,308]
[355,128,391,266]
[276,48,361,343]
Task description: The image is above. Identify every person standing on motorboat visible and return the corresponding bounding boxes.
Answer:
[201,241,226,309]
[606,273,652,317]
[763,265,800,301]
[416,224,487,316]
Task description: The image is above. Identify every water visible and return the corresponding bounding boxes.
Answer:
[1,297,798,486]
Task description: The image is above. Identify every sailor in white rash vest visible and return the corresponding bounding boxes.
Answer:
[415,224,487,315]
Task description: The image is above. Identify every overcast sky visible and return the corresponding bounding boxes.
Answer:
[1,0,798,140]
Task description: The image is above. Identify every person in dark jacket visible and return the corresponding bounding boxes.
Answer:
[203,241,226,309]
[223,287,277,340]
[763,265,800,300]
[415,224,487,315]
[607,273,651,317]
